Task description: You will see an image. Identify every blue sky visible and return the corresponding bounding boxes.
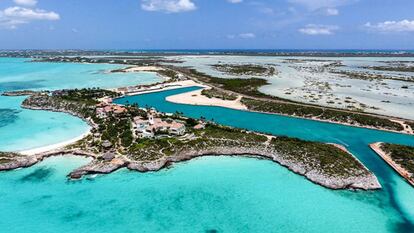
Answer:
[0,0,413,49]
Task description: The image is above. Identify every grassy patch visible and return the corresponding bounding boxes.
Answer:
[201,88,238,101]
[212,64,276,76]
[381,143,414,178]
[271,137,365,176]
[241,98,403,131]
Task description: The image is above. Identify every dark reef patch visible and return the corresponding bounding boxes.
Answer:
[0,108,21,128]
[62,210,86,222]
[0,80,45,92]
[20,167,55,182]
[205,229,219,233]
[390,220,414,233]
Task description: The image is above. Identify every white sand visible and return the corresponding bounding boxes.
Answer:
[122,66,164,72]
[125,80,205,95]
[19,130,91,156]
[166,89,247,110]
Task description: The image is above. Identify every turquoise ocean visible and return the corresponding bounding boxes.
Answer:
[1,57,414,233]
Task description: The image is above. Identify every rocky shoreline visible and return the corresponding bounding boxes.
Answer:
[1,145,381,190]
[1,90,43,96]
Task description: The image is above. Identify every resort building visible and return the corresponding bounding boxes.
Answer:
[132,114,186,138]
[96,104,127,118]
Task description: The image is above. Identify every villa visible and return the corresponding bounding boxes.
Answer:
[96,103,127,118]
[132,113,186,138]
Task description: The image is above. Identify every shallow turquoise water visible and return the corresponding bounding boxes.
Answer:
[0,156,403,233]
[1,58,414,232]
[0,57,162,151]
[0,57,161,91]
[115,87,414,232]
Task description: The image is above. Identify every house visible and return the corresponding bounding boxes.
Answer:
[112,105,127,114]
[193,123,205,130]
[102,140,112,149]
[132,115,186,138]
[96,107,107,118]
[132,117,151,138]
[96,104,127,118]
[169,122,186,135]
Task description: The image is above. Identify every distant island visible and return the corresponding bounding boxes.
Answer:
[22,55,414,135]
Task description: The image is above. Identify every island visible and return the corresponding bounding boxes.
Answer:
[212,64,277,76]
[0,88,381,190]
[370,142,414,186]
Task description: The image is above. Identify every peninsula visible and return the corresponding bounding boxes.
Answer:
[0,88,381,190]
[370,142,414,186]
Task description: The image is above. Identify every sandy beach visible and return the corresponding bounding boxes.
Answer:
[117,66,164,72]
[124,80,205,95]
[166,89,248,110]
[19,129,91,156]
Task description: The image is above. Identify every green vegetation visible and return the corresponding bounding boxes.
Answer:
[241,98,403,131]
[366,66,414,73]
[22,89,146,154]
[381,143,414,178]
[17,88,375,183]
[127,123,369,178]
[212,64,276,76]
[183,68,272,98]
[53,88,120,105]
[128,123,267,161]
[157,69,180,80]
[201,88,238,100]
[333,70,413,83]
[271,137,365,176]
[175,67,406,132]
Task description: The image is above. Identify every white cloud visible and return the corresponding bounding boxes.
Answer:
[227,0,243,3]
[289,0,355,10]
[227,33,256,39]
[141,0,196,13]
[13,0,38,7]
[289,0,354,16]
[0,6,60,29]
[325,8,339,16]
[239,33,256,38]
[3,7,59,20]
[364,20,414,33]
[299,24,338,35]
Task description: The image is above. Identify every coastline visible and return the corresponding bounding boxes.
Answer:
[19,129,91,156]
[369,142,414,187]
[159,85,413,136]
[165,89,248,110]
[120,80,205,96]
[0,85,382,190]
[2,143,382,190]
